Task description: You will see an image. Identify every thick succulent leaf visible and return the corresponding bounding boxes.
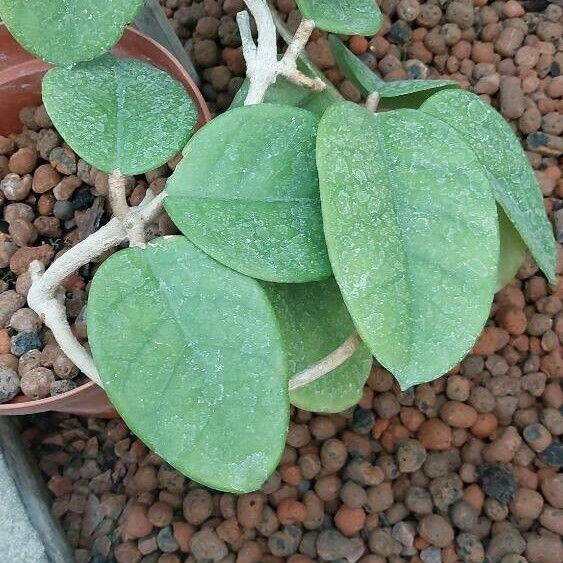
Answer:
[263,279,373,413]
[329,34,380,95]
[497,207,526,291]
[317,102,499,389]
[421,89,556,284]
[165,104,331,283]
[42,55,197,176]
[0,0,144,65]
[329,35,457,109]
[376,81,460,110]
[296,0,382,35]
[88,236,289,493]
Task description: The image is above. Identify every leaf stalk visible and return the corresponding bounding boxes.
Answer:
[289,332,364,391]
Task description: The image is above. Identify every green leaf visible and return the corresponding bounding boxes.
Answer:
[296,0,382,35]
[316,102,499,389]
[263,279,372,413]
[230,57,341,116]
[42,55,197,176]
[329,35,458,109]
[0,0,144,65]
[231,73,337,117]
[231,75,312,111]
[329,35,381,93]
[88,236,289,493]
[165,104,331,283]
[497,206,526,291]
[421,89,556,284]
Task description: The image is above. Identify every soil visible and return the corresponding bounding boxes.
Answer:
[0,0,561,562]
[0,107,181,403]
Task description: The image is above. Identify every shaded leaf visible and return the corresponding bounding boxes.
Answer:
[296,0,382,35]
[263,279,373,413]
[0,0,144,65]
[231,75,315,111]
[88,236,289,493]
[43,55,197,176]
[231,62,339,117]
[497,206,526,291]
[317,102,499,389]
[165,104,331,283]
[421,89,556,284]
[329,35,457,109]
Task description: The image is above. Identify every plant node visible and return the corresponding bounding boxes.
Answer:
[26,182,167,386]
[238,2,324,105]
[109,170,159,248]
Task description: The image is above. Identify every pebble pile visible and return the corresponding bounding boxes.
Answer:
[1,0,561,562]
[0,106,180,403]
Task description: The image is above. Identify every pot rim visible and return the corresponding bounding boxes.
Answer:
[0,23,210,413]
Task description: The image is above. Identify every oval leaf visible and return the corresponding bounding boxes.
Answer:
[43,55,198,175]
[88,236,289,493]
[317,103,499,389]
[296,0,382,35]
[497,206,526,291]
[263,279,373,413]
[0,0,144,65]
[421,89,556,284]
[329,35,457,109]
[165,104,331,283]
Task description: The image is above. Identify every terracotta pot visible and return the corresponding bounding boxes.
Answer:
[0,24,210,416]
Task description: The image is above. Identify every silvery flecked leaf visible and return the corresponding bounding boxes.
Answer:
[317,102,499,389]
[165,104,331,283]
[263,278,373,413]
[0,0,144,65]
[329,35,457,109]
[497,206,526,291]
[296,0,382,35]
[88,236,289,493]
[42,55,197,175]
[421,89,556,284]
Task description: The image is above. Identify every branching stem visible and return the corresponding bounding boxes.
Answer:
[27,173,166,388]
[239,1,325,105]
[240,0,278,105]
[27,220,125,386]
[108,170,149,247]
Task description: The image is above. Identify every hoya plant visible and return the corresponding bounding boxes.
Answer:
[1,0,555,493]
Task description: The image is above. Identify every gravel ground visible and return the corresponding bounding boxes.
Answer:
[0,0,560,562]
